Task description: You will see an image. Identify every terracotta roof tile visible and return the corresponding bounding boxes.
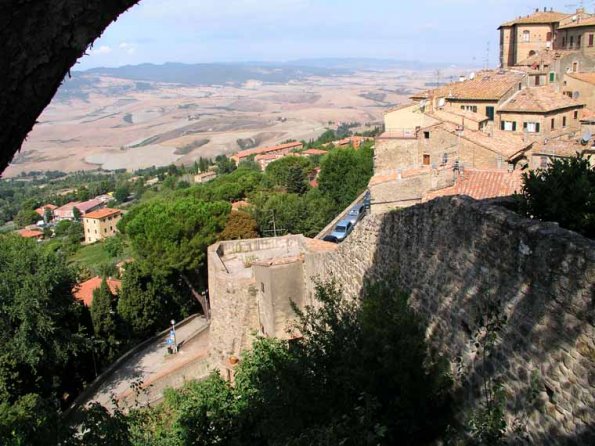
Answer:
[412,70,525,101]
[75,198,104,213]
[531,140,587,157]
[558,16,595,29]
[84,208,121,220]
[499,86,583,113]
[18,229,43,239]
[500,11,568,27]
[73,276,121,307]
[302,148,328,156]
[566,72,595,86]
[440,122,533,159]
[424,169,523,201]
[516,49,575,67]
[234,141,303,160]
[35,204,57,216]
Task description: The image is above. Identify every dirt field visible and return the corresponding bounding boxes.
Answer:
[4,69,441,177]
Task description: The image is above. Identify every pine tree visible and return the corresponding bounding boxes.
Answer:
[90,278,119,363]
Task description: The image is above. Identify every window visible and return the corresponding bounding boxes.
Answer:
[546,31,552,42]
[423,154,431,165]
[502,121,517,131]
[577,36,581,48]
[523,122,540,133]
[574,111,579,120]
[562,36,566,47]
[261,282,265,293]
[589,34,594,47]
[551,118,555,130]
[573,61,579,72]
[423,131,430,139]
[535,75,541,86]
[570,36,574,48]
[461,105,478,113]
[549,72,556,83]
[523,30,530,42]
[563,116,567,127]
[486,106,495,121]
[540,156,549,169]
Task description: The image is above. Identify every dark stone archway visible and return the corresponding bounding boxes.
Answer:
[0,0,141,174]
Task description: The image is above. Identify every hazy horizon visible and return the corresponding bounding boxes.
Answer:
[76,0,584,71]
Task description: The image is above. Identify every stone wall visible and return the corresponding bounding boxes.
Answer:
[304,196,594,444]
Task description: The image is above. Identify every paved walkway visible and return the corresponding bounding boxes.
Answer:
[86,317,210,411]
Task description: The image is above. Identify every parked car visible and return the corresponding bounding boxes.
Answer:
[330,219,353,242]
[346,203,366,225]
[322,234,339,243]
[363,190,371,209]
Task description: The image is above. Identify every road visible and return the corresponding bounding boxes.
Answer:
[83,316,210,411]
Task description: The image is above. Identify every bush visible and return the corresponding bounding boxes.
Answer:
[519,155,595,238]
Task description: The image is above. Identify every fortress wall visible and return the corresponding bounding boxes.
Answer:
[304,196,594,443]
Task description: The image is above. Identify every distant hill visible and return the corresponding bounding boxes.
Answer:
[81,62,349,85]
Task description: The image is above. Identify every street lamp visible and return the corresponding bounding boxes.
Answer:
[170,319,177,354]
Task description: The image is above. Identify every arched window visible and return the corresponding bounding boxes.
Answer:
[523,30,531,42]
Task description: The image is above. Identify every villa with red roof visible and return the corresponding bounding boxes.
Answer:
[83,208,122,243]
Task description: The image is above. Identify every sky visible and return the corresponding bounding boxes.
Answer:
[76,0,588,70]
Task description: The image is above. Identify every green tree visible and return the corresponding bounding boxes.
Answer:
[77,187,90,201]
[72,206,81,222]
[0,235,91,404]
[117,263,167,340]
[13,208,39,227]
[104,234,124,258]
[121,197,231,319]
[519,154,595,238]
[43,207,53,223]
[215,155,236,174]
[265,156,312,191]
[318,146,373,209]
[114,184,130,203]
[219,211,259,240]
[90,278,119,363]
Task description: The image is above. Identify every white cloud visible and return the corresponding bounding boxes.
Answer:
[119,42,137,54]
[91,45,112,55]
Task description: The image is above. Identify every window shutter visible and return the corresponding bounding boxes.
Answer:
[523,122,528,129]
[501,121,505,130]
[536,123,540,133]
[512,121,517,131]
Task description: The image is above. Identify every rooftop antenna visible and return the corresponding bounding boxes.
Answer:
[435,69,442,87]
[484,41,491,71]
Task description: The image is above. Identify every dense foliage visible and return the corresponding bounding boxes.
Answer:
[77,280,453,445]
[519,154,595,238]
[0,235,94,445]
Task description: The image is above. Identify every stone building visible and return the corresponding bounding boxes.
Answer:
[497,85,585,139]
[564,72,595,110]
[230,141,303,165]
[208,235,336,378]
[499,8,568,68]
[83,208,122,244]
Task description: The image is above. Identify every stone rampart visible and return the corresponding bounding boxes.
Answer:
[305,196,594,444]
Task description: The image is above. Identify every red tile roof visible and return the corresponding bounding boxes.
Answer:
[412,70,525,101]
[566,72,595,86]
[234,141,303,160]
[231,200,250,211]
[84,208,121,220]
[35,204,57,217]
[18,229,43,239]
[499,10,568,27]
[302,148,328,156]
[499,86,583,113]
[558,16,595,29]
[424,169,523,201]
[75,198,104,214]
[72,276,121,307]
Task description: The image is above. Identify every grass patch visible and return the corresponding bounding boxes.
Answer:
[70,241,131,275]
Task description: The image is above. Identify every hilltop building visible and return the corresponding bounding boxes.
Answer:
[83,208,122,243]
[371,69,590,213]
[230,141,303,165]
[54,198,104,221]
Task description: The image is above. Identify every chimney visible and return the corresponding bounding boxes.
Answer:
[543,7,546,12]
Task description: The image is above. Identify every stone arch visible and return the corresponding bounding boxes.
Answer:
[0,0,141,174]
